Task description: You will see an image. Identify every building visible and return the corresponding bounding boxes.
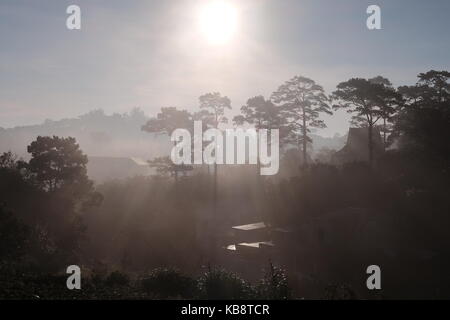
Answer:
[333,127,384,164]
[218,221,293,280]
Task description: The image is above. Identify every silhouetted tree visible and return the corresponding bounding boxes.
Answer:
[198,92,231,215]
[142,107,194,181]
[271,76,332,166]
[193,109,216,128]
[393,70,450,170]
[332,78,387,167]
[233,95,286,174]
[417,70,450,103]
[368,76,402,149]
[0,139,100,271]
[142,107,193,135]
[199,92,231,127]
[26,136,92,193]
[233,96,284,130]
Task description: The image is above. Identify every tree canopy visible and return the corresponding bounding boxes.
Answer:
[26,136,91,193]
[199,92,231,128]
[271,76,332,165]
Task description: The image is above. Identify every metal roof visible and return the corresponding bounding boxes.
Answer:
[224,241,275,251]
[237,241,274,248]
[231,222,267,231]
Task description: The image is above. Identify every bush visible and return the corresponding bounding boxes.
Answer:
[323,283,357,300]
[257,263,291,300]
[141,268,195,299]
[105,271,130,287]
[197,267,256,300]
[0,205,30,261]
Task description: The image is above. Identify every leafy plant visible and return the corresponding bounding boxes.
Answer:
[197,266,256,300]
[141,268,195,299]
[257,262,291,300]
[105,271,130,287]
[323,283,357,300]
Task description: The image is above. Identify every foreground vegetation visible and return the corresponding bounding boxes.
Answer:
[0,263,291,300]
[0,70,449,299]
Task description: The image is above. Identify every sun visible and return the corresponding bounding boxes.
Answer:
[198,0,238,45]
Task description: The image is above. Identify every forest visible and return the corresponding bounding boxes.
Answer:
[0,70,449,299]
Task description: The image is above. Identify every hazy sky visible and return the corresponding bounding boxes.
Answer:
[1,0,449,136]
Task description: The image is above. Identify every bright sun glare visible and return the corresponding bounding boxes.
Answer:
[198,0,238,45]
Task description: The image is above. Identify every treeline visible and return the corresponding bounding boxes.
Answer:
[0,70,449,299]
[0,136,102,272]
[143,70,449,170]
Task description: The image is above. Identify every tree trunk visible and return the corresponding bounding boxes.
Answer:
[173,140,178,183]
[214,162,217,216]
[302,106,308,166]
[383,118,387,151]
[257,120,262,180]
[368,124,374,168]
[213,113,218,216]
[257,135,261,179]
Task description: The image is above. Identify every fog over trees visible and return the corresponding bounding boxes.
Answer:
[1,70,449,299]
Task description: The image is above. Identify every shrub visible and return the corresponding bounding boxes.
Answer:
[141,268,195,299]
[0,205,30,261]
[197,267,256,300]
[323,283,357,300]
[257,263,291,300]
[105,271,130,287]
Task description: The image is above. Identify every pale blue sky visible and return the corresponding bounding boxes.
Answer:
[1,0,449,135]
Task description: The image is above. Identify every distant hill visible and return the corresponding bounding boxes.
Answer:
[0,108,171,160]
[0,109,346,159]
[310,133,347,153]
[0,109,347,182]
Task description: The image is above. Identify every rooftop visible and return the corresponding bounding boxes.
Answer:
[232,222,267,231]
[237,241,274,248]
[225,241,274,251]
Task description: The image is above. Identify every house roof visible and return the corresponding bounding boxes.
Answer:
[345,127,383,152]
[232,222,267,231]
[334,127,384,162]
[225,241,275,251]
[237,241,274,248]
